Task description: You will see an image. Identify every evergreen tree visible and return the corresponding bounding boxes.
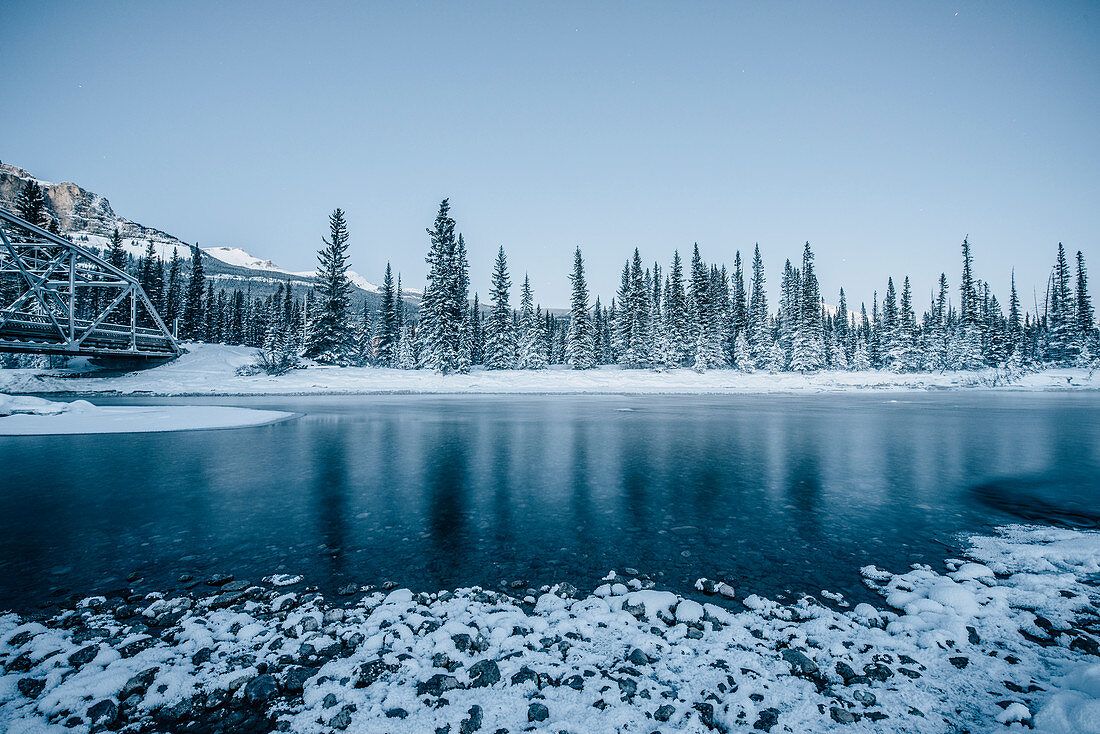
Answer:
[181,244,206,340]
[356,302,376,365]
[485,245,515,369]
[420,200,468,373]
[1075,251,1094,338]
[139,240,163,309]
[468,292,484,364]
[15,180,48,227]
[566,247,595,369]
[731,250,748,341]
[107,228,127,271]
[790,242,824,372]
[1007,270,1023,354]
[517,274,548,369]
[304,208,355,364]
[1047,242,1075,363]
[376,262,399,366]
[690,244,721,370]
[164,248,183,333]
[666,250,691,365]
[748,244,769,366]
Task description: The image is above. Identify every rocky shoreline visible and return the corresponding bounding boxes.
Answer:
[2,525,1099,733]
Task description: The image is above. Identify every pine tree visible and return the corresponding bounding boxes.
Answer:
[15,180,48,227]
[834,287,850,362]
[881,277,901,369]
[468,292,484,365]
[107,228,127,270]
[1007,270,1023,356]
[731,250,748,341]
[748,244,769,367]
[139,240,163,309]
[790,242,824,372]
[420,200,468,373]
[1075,251,1094,339]
[181,244,206,340]
[1047,242,1075,363]
[517,274,548,369]
[666,250,691,365]
[375,263,399,366]
[566,247,595,369]
[485,245,515,369]
[164,248,183,333]
[690,244,721,370]
[304,208,355,364]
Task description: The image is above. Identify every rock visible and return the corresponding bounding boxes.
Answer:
[354,659,396,688]
[830,706,855,724]
[617,677,638,697]
[385,708,409,719]
[192,647,213,665]
[87,699,118,728]
[322,693,338,708]
[284,666,313,693]
[835,661,858,683]
[460,705,483,734]
[337,584,359,596]
[528,702,549,722]
[244,673,278,704]
[863,663,893,681]
[452,633,473,652]
[628,648,651,666]
[417,673,459,697]
[781,649,819,678]
[17,677,45,698]
[468,659,500,688]
[754,707,780,731]
[68,644,99,667]
[715,582,736,599]
[853,689,876,707]
[563,674,584,690]
[654,704,676,722]
[209,590,248,610]
[694,702,718,730]
[898,667,921,679]
[511,666,539,686]
[695,578,719,594]
[206,574,234,586]
[119,667,158,699]
[949,656,970,669]
[330,704,355,730]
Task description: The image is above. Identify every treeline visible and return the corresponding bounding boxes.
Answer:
[9,180,1098,374]
[266,199,1097,375]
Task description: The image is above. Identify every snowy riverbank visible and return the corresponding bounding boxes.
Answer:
[0,393,292,435]
[1,524,1099,733]
[0,344,1097,396]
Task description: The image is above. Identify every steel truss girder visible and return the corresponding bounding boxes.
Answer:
[0,207,181,358]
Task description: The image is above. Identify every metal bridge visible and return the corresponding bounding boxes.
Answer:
[0,207,181,360]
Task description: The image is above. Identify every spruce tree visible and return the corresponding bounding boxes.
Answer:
[1047,242,1074,363]
[518,274,548,369]
[376,262,399,366]
[666,250,691,365]
[15,180,48,227]
[1075,251,1094,337]
[748,244,769,366]
[107,228,127,271]
[304,208,355,364]
[485,245,515,369]
[790,242,824,372]
[689,244,720,370]
[182,244,206,340]
[566,247,595,369]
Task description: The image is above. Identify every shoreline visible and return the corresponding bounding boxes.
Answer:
[2,524,1098,733]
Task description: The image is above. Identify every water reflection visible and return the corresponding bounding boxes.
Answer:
[1,393,1098,612]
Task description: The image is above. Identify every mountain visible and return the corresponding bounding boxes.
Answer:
[0,162,419,310]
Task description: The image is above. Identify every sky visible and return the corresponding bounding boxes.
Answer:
[2,1,1098,311]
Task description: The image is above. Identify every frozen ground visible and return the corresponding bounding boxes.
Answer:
[1,525,1098,733]
[0,344,1096,396]
[0,393,292,435]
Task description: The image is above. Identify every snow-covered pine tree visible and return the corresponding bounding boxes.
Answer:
[566,247,596,369]
[852,337,871,370]
[789,242,824,372]
[1075,251,1095,348]
[517,274,548,369]
[834,288,850,363]
[898,276,921,371]
[376,263,399,366]
[689,244,721,370]
[356,302,375,365]
[733,332,753,372]
[731,250,748,344]
[181,244,206,340]
[666,250,691,366]
[304,209,355,364]
[766,339,785,372]
[485,245,515,369]
[139,240,164,309]
[420,199,466,373]
[748,244,770,367]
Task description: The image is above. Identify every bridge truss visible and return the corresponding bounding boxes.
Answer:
[0,207,181,359]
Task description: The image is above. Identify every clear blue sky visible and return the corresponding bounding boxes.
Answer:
[2,1,1097,311]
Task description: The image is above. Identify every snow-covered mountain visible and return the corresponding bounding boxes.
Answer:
[0,162,417,304]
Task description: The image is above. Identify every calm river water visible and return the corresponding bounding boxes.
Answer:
[2,393,1098,613]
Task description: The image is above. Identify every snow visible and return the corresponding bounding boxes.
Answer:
[0,343,1097,397]
[1,523,1098,732]
[0,393,291,435]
